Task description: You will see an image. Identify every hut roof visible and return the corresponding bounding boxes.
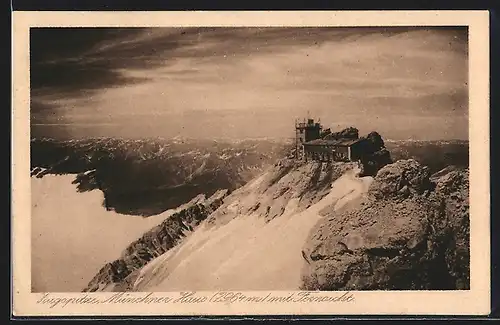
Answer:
[303,138,365,147]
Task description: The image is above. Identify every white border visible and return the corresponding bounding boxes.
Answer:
[12,11,490,316]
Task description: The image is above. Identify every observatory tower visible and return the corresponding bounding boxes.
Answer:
[294,118,322,159]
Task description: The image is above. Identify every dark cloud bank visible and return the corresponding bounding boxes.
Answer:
[30,27,468,140]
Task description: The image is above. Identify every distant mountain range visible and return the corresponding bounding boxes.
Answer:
[30,137,468,217]
[384,139,468,174]
[30,137,291,216]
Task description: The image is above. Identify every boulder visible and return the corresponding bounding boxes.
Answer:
[360,148,392,177]
[300,160,470,290]
[365,131,385,151]
[357,132,392,177]
[430,168,470,289]
[368,159,432,199]
[301,197,445,290]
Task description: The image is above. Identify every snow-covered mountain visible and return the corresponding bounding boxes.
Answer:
[31,137,468,217]
[30,136,470,292]
[385,139,468,173]
[31,137,291,216]
[81,157,470,292]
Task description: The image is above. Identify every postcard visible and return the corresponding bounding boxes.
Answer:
[12,10,490,316]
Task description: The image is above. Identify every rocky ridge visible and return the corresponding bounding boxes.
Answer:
[205,158,360,226]
[81,155,469,292]
[300,159,470,290]
[82,189,229,292]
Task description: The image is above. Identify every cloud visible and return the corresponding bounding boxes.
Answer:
[31,26,463,98]
[30,26,468,140]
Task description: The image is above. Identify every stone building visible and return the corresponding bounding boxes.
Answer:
[302,138,367,162]
[295,118,322,159]
[295,118,369,163]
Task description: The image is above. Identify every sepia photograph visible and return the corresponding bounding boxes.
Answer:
[12,11,490,316]
[30,24,471,293]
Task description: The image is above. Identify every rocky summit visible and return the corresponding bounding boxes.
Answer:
[300,159,470,290]
[79,155,469,292]
[205,158,360,226]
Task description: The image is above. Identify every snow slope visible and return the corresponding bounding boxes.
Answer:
[130,168,373,291]
[31,174,176,292]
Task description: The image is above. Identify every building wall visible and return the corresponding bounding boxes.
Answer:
[296,128,306,144]
[295,128,305,159]
[334,146,350,161]
[295,124,321,159]
[303,145,351,162]
[304,127,321,142]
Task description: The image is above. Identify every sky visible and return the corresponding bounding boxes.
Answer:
[30,27,468,141]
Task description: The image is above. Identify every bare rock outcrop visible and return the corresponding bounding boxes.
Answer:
[358,131,393,177]
[206,158,359,226]
[323,127,359,140]
[300,160,470,290]
[369,159,433,199]
[432,168,470,288]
